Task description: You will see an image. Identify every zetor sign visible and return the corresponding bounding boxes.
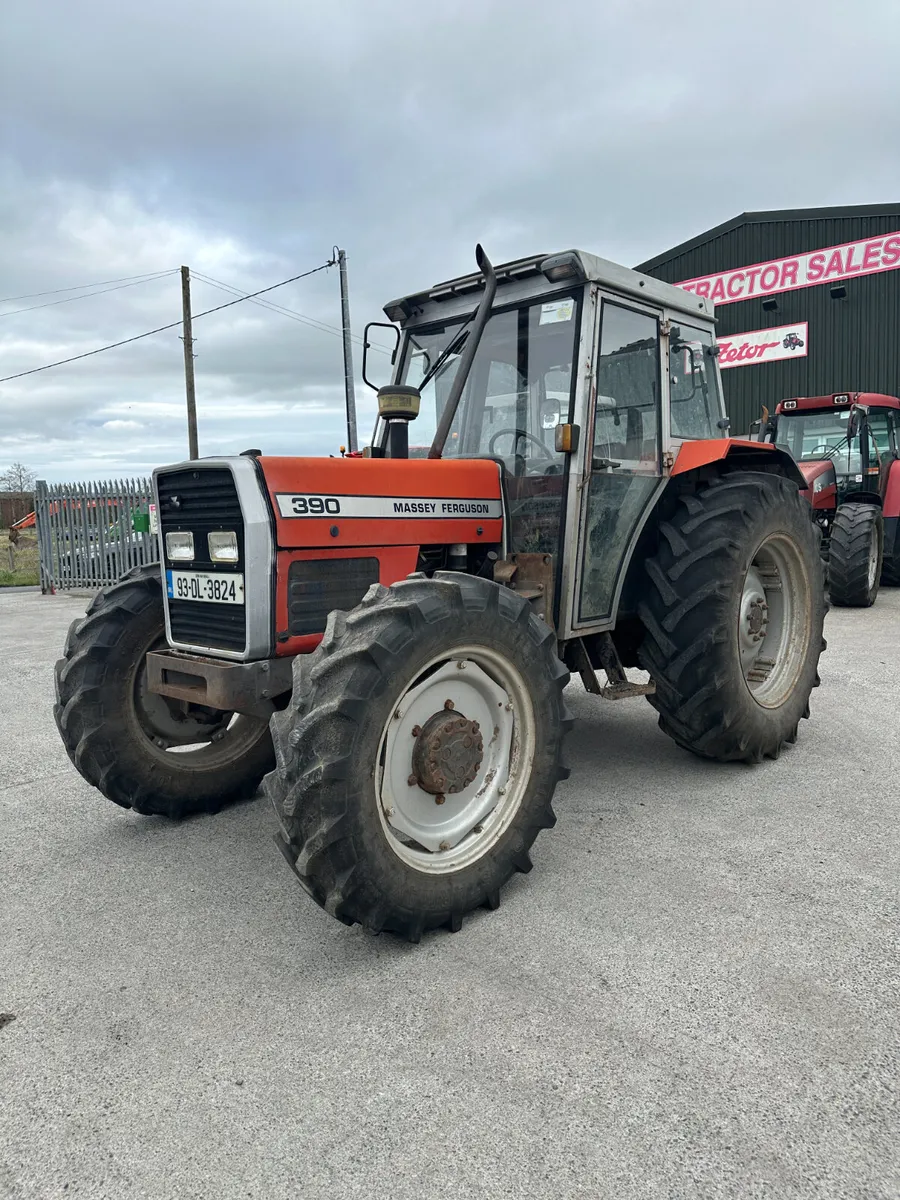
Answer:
[717,322,808,370]
[677,231,900,305]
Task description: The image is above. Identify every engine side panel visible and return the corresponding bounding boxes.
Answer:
[274,545,419,656]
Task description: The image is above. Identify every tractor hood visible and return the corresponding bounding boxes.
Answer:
[797,459,837,509]
[257,456,505,549]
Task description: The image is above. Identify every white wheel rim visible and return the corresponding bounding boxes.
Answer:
[376,644,536,874]
[868,526,879,590]
[739,533,812,709]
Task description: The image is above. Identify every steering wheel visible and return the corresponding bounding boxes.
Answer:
[488,427,554,461]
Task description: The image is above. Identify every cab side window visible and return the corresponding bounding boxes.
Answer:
[868,410,896,458]
[593,303,660,471]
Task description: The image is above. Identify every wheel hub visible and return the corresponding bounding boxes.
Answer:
[746,598,768,637]
[411,709,484,795]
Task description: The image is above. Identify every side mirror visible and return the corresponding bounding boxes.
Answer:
[847,409,860,441]
[670,340,699,402]
[362,321,401,392]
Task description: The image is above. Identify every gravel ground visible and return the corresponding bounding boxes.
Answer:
[1,588,898,1200]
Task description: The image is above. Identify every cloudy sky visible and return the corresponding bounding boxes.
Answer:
[2,0,899,482]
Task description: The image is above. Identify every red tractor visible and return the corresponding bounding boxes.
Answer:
[55,246,827,940]
[755,392,900,606]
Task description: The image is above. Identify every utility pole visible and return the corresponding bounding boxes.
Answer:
[336,248,358,453]
[180,265,199,459]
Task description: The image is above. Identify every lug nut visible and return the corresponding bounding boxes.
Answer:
[435,795,445,805]
[411,725,422,737]
[439,841,451,851]
[456,661,467,670]
[444,699,454,710]
[471,721,479,732]
[408,774,418,787]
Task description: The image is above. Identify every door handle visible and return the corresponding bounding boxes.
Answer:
[592,457,622,471]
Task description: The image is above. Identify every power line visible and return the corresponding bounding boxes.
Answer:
[0,261,335,384]
[0,270,179,318]
[191,270,392,355]
[0,270,180,306]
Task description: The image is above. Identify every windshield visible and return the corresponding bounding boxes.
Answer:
[394,291,581,556]
[396,292,580,467]
[668,324,723,440]
[775,409,880,475]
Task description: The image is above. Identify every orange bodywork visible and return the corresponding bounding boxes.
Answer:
[671,438,774,476]
[258,457,504,549]
[257,457,505,656]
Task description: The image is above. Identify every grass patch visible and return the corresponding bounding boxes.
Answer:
[0,529,40,587]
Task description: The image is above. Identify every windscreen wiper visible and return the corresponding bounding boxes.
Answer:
[417,319,473,393]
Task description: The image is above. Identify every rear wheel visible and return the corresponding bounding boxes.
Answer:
[54,564,275,817]
[829,502,883,606]
[639,471,826,763]
[265,573,571,940]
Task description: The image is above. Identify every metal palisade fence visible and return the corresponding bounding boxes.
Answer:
[34,478,159,592]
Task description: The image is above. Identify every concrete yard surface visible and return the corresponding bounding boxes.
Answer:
[1,588,898,1200]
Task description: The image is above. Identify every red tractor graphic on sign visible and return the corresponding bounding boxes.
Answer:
[783,331,805,351]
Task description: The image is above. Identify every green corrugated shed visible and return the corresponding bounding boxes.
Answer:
[636,203,900,436]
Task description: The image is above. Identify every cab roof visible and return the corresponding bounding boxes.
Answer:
[383,249,715,327]
[776,392,900,414]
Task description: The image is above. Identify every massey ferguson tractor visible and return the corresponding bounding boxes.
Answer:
[55,246,827,940]
[756,392,900,606]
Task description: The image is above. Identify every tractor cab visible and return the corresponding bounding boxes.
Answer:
[365,249,741,626]
[764,393,891,505]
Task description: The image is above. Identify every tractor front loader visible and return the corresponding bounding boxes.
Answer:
[55,246,826,940]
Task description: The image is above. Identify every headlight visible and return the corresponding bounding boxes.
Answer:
[208,531,239,563]
[165,531,195,561]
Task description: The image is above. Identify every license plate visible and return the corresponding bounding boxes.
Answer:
[166,570,244,605]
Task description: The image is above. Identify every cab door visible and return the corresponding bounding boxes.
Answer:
[571,294,665,630]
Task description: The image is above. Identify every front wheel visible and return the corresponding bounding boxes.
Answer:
[54,564,275,817]
[639,471,826,763]
[828,502,883,607]
[265,573,571,940]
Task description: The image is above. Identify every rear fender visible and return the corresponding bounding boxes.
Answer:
[671,438,806,489]
[883,459,900,519]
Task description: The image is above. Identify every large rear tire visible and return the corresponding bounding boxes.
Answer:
[829,502,883,606]
[265,573,571,940]
[54,564,275,817]
[638,471,826,763]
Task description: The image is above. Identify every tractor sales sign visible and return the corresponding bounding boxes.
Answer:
[677,232,900,305]
[717,322,808,370]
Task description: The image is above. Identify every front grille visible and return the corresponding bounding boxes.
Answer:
[166,600,248,652]
[288,558,379,635]
[157,466,248,654]
[157,468,243,524]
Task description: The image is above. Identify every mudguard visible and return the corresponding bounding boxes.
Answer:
[672,438,807,489]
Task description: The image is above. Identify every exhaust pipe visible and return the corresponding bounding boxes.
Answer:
[428,244,497,459]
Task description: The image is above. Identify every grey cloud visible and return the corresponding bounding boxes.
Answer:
[2,0,899,480]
